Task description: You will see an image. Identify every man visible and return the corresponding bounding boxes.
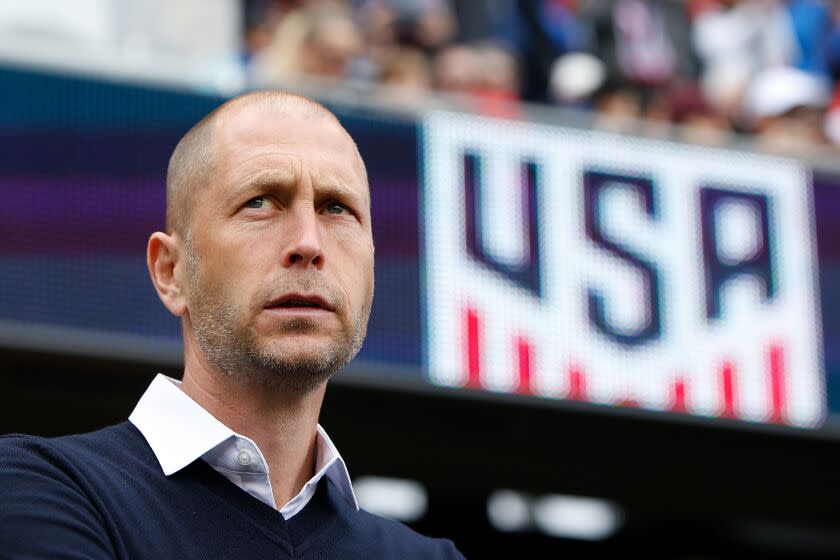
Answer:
[0,91,464,559]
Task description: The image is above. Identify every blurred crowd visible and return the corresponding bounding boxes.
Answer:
[243,0,840,153]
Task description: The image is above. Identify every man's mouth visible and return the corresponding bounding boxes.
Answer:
[265,293,334,312]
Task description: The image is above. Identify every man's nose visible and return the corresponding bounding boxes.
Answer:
[282,207,324,269]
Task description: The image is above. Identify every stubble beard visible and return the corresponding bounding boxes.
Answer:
[184,245,369,394]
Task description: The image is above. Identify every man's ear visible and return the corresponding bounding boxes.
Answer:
[147,232,188,317]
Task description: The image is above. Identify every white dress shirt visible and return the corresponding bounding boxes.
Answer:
[128,374,358,519]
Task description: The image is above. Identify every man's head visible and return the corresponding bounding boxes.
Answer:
[148,91,374,393]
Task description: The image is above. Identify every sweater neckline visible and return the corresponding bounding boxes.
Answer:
[182,450,351,556]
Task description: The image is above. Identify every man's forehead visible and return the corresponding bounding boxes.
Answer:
[215,101,341,146]
[212,102,367,185]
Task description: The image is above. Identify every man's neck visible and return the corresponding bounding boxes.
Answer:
[179,344,327,510]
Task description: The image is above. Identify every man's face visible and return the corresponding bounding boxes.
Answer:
[183,103,374,391]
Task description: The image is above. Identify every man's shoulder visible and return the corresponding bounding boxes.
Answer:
[0,422,146,476]
[2,421,137,452]
[0,421,161,527]
[0,423,159,559]
[351,508,465,559]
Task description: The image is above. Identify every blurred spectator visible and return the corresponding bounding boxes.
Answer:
[548,51,607,106]
[353,0,455,88]
[692,0,797,121]
[495,0,593,101]
[668,82,732,144]
[356,0,456,51]
[582,0,696,87]
[433,42,519,99]
[787,0,832,77]
[741,66,831,152]
[450,0,517,43]
[580,0,696,86]
[433,43,483,94]
[591,79,645,132]
[243,0,287,63]
[254,1,364,83]
[476,43,520,99]
[577,0,697,129]
[432,41,521,117]
[379,46,432,99]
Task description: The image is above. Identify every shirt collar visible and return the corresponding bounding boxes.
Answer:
[129,373,358,511]
[313,424,357,509]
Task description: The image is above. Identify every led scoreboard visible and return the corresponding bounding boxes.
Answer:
[423,112,824,427]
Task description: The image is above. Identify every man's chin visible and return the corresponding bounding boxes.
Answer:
[258,334,350,366]
[259,329,334,351]
[241,342,350,393]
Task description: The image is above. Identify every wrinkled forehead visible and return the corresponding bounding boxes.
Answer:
[213,103,368,194]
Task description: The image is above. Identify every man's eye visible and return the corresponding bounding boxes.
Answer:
[245,197,266,209]
[326,202,348,215]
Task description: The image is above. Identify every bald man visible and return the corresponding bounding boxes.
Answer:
[0,91,464,559]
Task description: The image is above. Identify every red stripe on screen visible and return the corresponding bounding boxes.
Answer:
[465,307,481,388]
[515,337,533,394]
[568,365,586,401]
[671,378,688,413]
[721,361,737,419]
[617,397,639,408]
[769,343,786,424]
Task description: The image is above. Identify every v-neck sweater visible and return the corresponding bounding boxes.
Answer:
[0,422,463,559]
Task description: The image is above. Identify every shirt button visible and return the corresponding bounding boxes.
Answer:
[237,450,252,466]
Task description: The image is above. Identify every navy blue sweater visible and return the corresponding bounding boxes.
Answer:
[0,422,463,559]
